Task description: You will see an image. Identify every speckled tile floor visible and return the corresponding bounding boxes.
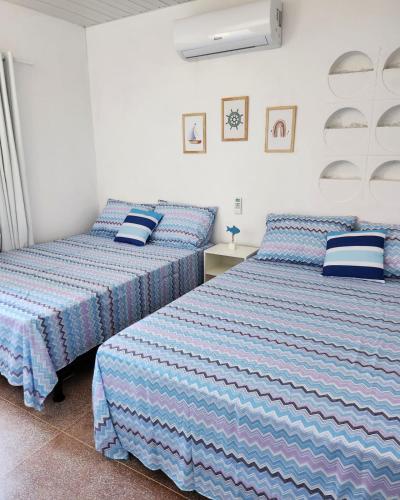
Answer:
[0,362,204,500]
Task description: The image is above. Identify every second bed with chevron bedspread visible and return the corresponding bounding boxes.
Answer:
[93,258,400,499]
[0,234,204,410]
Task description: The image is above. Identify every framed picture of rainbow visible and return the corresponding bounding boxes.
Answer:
[265,105,297,153]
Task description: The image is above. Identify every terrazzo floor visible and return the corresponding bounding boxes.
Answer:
[0,359,204,500]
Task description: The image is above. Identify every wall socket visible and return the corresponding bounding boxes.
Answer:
[234,197,242,215]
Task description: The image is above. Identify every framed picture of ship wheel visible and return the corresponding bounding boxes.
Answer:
[265,105,297,153]
[222,96,249,141]
[182,113,207,154]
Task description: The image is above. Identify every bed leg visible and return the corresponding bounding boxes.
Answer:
[53,380,65,403]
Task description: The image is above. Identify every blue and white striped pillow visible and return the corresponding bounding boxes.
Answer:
[114,209,163,246]
[322,230,386,282]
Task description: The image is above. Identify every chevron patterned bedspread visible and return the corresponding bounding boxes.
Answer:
[0,234,203,410]
[93,258,400,499]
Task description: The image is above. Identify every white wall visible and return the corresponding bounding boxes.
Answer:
[86,0,400,246]
[0,0,98,243]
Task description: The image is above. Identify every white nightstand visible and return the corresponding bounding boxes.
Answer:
[204,243,258,281]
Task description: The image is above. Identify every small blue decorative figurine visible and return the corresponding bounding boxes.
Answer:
[226,225,240,250]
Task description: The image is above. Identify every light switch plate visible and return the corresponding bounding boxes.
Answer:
[234,197,242,214]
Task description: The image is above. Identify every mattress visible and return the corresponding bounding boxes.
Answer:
[93,258,400,499]
[0,234,204,410]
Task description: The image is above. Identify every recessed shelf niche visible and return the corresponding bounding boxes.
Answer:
[324,107,368,153]
[328,51,374,98]
[376,105,400,153]
[371,160,400,182]
[319,160,362,202]
[383,47,400,96]
[369,160,400,207]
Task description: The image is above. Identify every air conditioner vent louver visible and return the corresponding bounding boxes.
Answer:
[185,46,258,60]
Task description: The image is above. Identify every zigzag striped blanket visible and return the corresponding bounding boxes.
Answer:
[93,259,400,499]
[0,234,203,410]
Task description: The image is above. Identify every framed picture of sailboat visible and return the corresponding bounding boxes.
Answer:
[182,113,207,154]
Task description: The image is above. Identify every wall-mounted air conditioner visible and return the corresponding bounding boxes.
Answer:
[173,0,282,61]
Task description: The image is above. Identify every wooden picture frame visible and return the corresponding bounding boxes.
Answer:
[221,96,249,141]
[265,105,297,153]
[182,113,207,154]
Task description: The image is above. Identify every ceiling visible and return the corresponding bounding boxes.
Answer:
[5,0,194,27]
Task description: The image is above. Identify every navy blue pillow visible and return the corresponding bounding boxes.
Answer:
[114,209,163,246]
[322,230,386,282]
